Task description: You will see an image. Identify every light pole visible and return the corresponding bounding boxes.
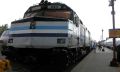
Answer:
[109,0,119,66]
[101,29,104,47]
[102,29,104,41]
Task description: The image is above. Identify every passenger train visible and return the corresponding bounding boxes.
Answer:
[1,0,93,66]
[101,38,120,49]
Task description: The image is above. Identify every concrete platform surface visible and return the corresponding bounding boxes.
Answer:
[71,47,120,72]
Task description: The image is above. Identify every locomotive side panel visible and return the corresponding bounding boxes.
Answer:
[68,20,78,48]
[85,29,91,48]
[79,24,86,48]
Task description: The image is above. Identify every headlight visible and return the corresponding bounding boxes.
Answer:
[57,38,66,44]
[8,38,13,43]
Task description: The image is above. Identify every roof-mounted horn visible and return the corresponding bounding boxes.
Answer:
[40,0,49,4]
[40,0,44,4]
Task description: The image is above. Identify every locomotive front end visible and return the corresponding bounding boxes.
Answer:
[8,17,69,49]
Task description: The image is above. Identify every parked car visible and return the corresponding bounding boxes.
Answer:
[0,30,9,47]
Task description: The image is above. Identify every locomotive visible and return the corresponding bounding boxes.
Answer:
[1,0,92,66]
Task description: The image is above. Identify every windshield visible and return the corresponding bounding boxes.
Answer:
[24,10,71,19]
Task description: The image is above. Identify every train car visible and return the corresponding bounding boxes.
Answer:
[101,38,120,49]
[1,0,92,66]
[0,30,10,48]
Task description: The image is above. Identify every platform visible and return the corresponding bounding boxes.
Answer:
[71,47,120,72]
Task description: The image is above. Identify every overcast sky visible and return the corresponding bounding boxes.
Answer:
[0,0,120,41]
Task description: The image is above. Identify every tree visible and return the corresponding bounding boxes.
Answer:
[0,24,8,35]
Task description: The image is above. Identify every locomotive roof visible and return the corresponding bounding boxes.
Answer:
[24,1,74,15]
[12,1,81,24]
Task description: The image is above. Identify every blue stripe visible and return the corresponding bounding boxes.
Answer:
[11,26,29,31]
[10,26,68,31]
[36,26,67,29]
[11,33,68,37]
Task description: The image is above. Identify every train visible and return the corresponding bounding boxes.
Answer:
[100,38,120,48]
[1,0,94,67]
